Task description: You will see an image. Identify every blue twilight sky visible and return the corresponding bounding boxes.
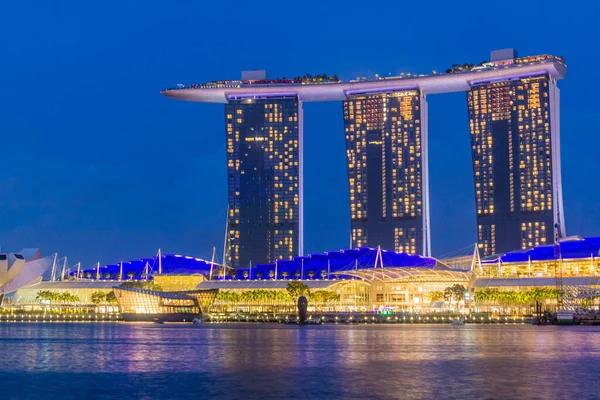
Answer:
[0,1,599,266]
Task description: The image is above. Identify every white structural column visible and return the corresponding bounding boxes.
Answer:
[420,92,432,256]
[549,79,566,237]
[298,100,304,256]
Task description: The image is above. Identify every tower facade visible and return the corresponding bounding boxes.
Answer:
[224,96,303,268]
[343,90,430,256]
[467,75,564,256]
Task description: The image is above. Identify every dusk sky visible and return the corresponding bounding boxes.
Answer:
[1,0,598,267]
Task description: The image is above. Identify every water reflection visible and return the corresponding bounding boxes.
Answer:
[0,323,599,399]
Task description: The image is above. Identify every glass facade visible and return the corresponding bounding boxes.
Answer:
[114,288,201,315]
[225,97,302,268]
[343,90,429,255]
[468,75,561,256]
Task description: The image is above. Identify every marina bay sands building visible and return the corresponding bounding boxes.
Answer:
[161,49,567,263]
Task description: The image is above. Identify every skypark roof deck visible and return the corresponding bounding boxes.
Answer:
[161,55,566,103]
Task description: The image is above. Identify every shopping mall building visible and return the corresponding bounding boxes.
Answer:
[3,237,600,318]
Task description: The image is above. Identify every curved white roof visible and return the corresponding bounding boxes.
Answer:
[161,60,566,104]
[0,254,54,294]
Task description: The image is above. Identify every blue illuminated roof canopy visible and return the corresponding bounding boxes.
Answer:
[71,248,442,281]
[71,254,213,280]
[482,237,600,264]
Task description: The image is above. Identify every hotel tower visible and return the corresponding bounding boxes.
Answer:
[343,90,430,256]
[223,71,302,268]
[467,49,565,256]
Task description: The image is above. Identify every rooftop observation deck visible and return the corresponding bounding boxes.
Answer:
[161,55,567,103]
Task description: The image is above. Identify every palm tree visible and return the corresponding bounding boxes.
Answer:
[308,270,315,279]
[281,271,289,280]
[114,273,121,281]
[59,292,69,303]
[85,272,92,279]
[320,270,327,279]
[268,270,275,279]
[127,271,135,280]
[294,270,301,279]
[243,270,249,279]
[104,273,111,280]
[256,271,264,280]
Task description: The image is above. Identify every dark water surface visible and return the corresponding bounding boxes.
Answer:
[1,323,599,399]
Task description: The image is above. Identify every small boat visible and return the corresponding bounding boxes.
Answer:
[192,317,203,324]
[451,319,465,326]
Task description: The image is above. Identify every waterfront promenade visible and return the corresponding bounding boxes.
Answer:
[0,311,526,324]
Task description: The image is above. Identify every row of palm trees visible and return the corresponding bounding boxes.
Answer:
[215,290,292,305]
[214,289,341,308]
[35,290,118,306]
[474,288,560,305]
[36,290,80,304]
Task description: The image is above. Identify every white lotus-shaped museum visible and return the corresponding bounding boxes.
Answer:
[0,249,54,295]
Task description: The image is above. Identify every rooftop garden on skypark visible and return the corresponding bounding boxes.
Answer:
[444,54,565,74]
[163,54,566,91]
[172,73,340,90]
[240,73,340,85]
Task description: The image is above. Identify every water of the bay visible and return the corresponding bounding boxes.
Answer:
[1,322,599,399]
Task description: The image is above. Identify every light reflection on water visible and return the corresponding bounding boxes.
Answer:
[1,323,599,399]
